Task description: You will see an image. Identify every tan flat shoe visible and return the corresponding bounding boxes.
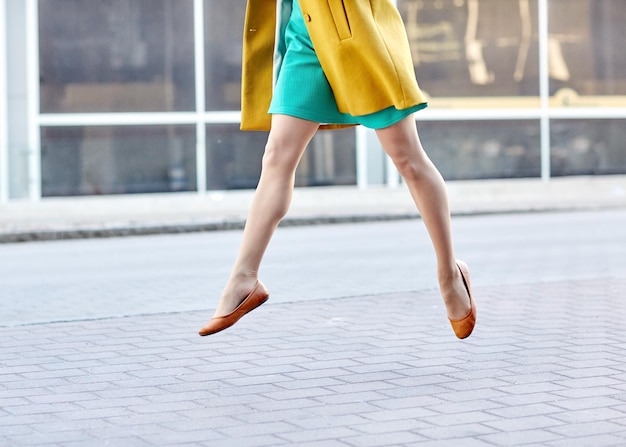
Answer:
[198,281,269,336]
[449,260,477,339]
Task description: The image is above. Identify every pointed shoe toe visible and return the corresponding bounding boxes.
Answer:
[199,281,269,336]
[448,260,477,339]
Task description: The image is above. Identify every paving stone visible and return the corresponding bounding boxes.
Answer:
[277,426,363,444]
[201,434,289,447]
[550,396,626,410]
[104,411,190,427]
[550,407,626,424]
[410,439,496,447]
[6,431,95,446]
[271,376,345,390]
[263,386,336,401]
[140,428,224,445]
[350,418,432,435]
[369,395,444,410]
[0,397,30,407]
[555,376,625,389]
[233,408,315,424]
[284,441,352,447]
[219,421,300,439]
[341,431,427,447]
[483,415,564,432]
[425,398,503,415]
[479,429,564,446]
[548,421,626,438]
[485,403,564,419]
[544,434,626,447]
[288,414,371,431]
[361,407,440,422]
[247,397,323,413]
[3,402,83,416]
[417,420,496,440]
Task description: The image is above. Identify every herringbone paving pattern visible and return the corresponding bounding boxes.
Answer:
[2,278,626,446]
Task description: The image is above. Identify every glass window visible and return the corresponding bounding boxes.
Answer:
[41,125,197,196]
[204,0,245,111]
[296,128,357,187]
[548,0,626,105]
[418,120,541,179]
[205,125,266,190]
[39,0,195,113]
[399,0,540,100]
[551,119,626,176]
[205,125,357,190]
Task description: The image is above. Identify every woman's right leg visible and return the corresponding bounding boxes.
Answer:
[211,115,319,318]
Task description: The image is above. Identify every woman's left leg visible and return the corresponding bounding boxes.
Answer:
[375,116,472,321]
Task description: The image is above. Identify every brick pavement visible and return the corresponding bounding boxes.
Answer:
[3,277,626,446]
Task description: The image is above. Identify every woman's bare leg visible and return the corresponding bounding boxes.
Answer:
[375,116,471,319]
[212,115,319,317]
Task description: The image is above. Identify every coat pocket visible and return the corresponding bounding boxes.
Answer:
[327,0,352,40]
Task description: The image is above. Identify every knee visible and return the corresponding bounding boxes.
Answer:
[392,154,426,182]
[261,138,300,174]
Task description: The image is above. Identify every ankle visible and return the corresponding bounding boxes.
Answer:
[229,270,256,283]
[225,272,258,295]
[437,262,459,288]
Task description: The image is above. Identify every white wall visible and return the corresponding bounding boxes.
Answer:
[0,0,8,202]
[5,0,32,199]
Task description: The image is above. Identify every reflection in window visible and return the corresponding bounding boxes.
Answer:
[400,0,540,97]
[41,126,197,196]
[419,120,541,179]
[39,0,195,113]
[206,125,356,190]
[297,129,357,187]
[551,120,626,176]
[549,0,626,98]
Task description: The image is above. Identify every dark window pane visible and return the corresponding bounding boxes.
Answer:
[205,125,356,190]
[551,119,626,176]
[41,126,197,196]
[297,128,357,187]
[39,0,195,113]
[419,120,541,179]
[204,0,245,111]
[205,125,266,190]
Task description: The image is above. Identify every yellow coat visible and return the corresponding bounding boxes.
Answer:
[241,0,428,131]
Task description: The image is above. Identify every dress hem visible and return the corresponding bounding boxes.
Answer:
[269,103,428,130]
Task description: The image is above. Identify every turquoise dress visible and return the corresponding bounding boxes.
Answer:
[268,1,427,129]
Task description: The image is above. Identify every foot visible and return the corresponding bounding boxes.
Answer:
[213,276,259,318]
[439,263,472,320]
[199,280,269,336]
[446,260,477,339]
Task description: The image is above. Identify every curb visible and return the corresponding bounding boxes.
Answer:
[3,205,623,243]
[0,213,421,243]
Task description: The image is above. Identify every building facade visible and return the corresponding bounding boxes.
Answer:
[1,0,625,202]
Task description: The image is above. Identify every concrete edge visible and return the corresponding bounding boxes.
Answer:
[3,205,624,244]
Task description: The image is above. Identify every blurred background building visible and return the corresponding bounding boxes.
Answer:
[1,0,625,202]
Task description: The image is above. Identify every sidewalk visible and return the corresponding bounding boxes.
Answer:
[2,278,626,446]
[1,175,625,242]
